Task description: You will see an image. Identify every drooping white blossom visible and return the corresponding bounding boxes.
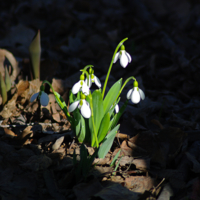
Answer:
[127,81,145,104]
[30,91,49,106]
[68,99,91,118]
[113,45,132,68]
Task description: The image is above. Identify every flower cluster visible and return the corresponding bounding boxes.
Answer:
[30,40,145,119]
[69,68,101,118]
[29,38,146,158]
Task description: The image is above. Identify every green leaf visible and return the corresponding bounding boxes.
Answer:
[98,124,120,158]
[73,149,77,165]
[69,90,77,103]
[78,115,86,142]
[0,73,7,105]
[73,108,81,137]
[54,91,67,109]
[29,30,41,79]
[79,144,88,177]
[92,90,104,134]
[109,100,128,131]
[98,112,110,144]
[4,67,11,92]
[110,149,121,167]
[103,79,122,114]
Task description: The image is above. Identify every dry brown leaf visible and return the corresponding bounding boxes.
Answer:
[51,78,65,95]
[52,136,65,151]
[3,128,17,137]
[0,49,19,81]
[16,80,29,96]
[20,155,52,171]
[124,176,155,193]
[73,178,103,200]
[93,183,139,200]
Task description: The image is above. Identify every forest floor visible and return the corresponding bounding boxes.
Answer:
[0,0,200,199]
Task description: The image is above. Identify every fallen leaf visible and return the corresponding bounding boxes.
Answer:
[93,183,139,200]
[20,155,52,171]
[73,178,103,200]
[124,176,155,193]
[52,136,65,151]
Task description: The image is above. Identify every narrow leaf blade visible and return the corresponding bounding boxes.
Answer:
[103,79,122,114]
[98,124,120,158]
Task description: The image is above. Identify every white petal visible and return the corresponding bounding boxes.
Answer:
[113,52,120,63]
[81,82,90,95]
[115,104,119,113]
[139,89,145,100]
[94,76,101,88]
[80,100,91,118]
[125,52,132,63]
[120,51,129,68]
[30,92,39,102]
[131,88,140,104]
[40,92,49,106]
[68,101,80,112]
[72,81,81,94]
[85,77,92,88]
[127,89,133,99]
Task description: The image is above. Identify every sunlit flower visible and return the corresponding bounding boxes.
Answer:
[127,81,145,104]
[115,104,119,113]
[30,91,49,106]
[72,74,89,95]
[110,103,119,114]
[113,45,132,68]
[68,93,91,118]
[85,68,101,88]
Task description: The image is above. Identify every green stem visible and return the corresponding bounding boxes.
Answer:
[102,38,128,99]
[116,76,136,100]
[80,69,90,87]
[88,93,99,148]
[41,80,73,123]
[83,65,93,71]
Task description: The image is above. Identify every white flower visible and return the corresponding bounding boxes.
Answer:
[30,91,49,106]
[72,80,89,95]
[115,104,119,113]
[68,99,91,118]
[110,103,119,114]
[127,87,145,104]
[85,74,101,88]
[113,45,131,68]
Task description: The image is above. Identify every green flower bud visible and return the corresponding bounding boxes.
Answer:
[81,93,86,99]
[40,84,45,91]
[120,45,125,51]
[80,74,85,80]
[79,99,83,106]
[91,74,95,81]
[89,68,93,74]
[133,80,138,87]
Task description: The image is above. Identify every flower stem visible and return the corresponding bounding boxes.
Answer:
[41,80,73,123]
[88,93,99,148]
[102,38,128,99]
[80,69,90,87]
[116,76,136,100]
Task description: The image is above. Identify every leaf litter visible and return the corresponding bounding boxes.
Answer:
[0,0,200,199]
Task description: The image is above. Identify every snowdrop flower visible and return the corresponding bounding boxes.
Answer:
[72,74,90,95]
[114,104,119,113]
[30,91,49,106]
[68,93,91,118]
[85,68,101,88]
[127,81,145,104]
[110,103,119,114]
[113,45,132,68]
